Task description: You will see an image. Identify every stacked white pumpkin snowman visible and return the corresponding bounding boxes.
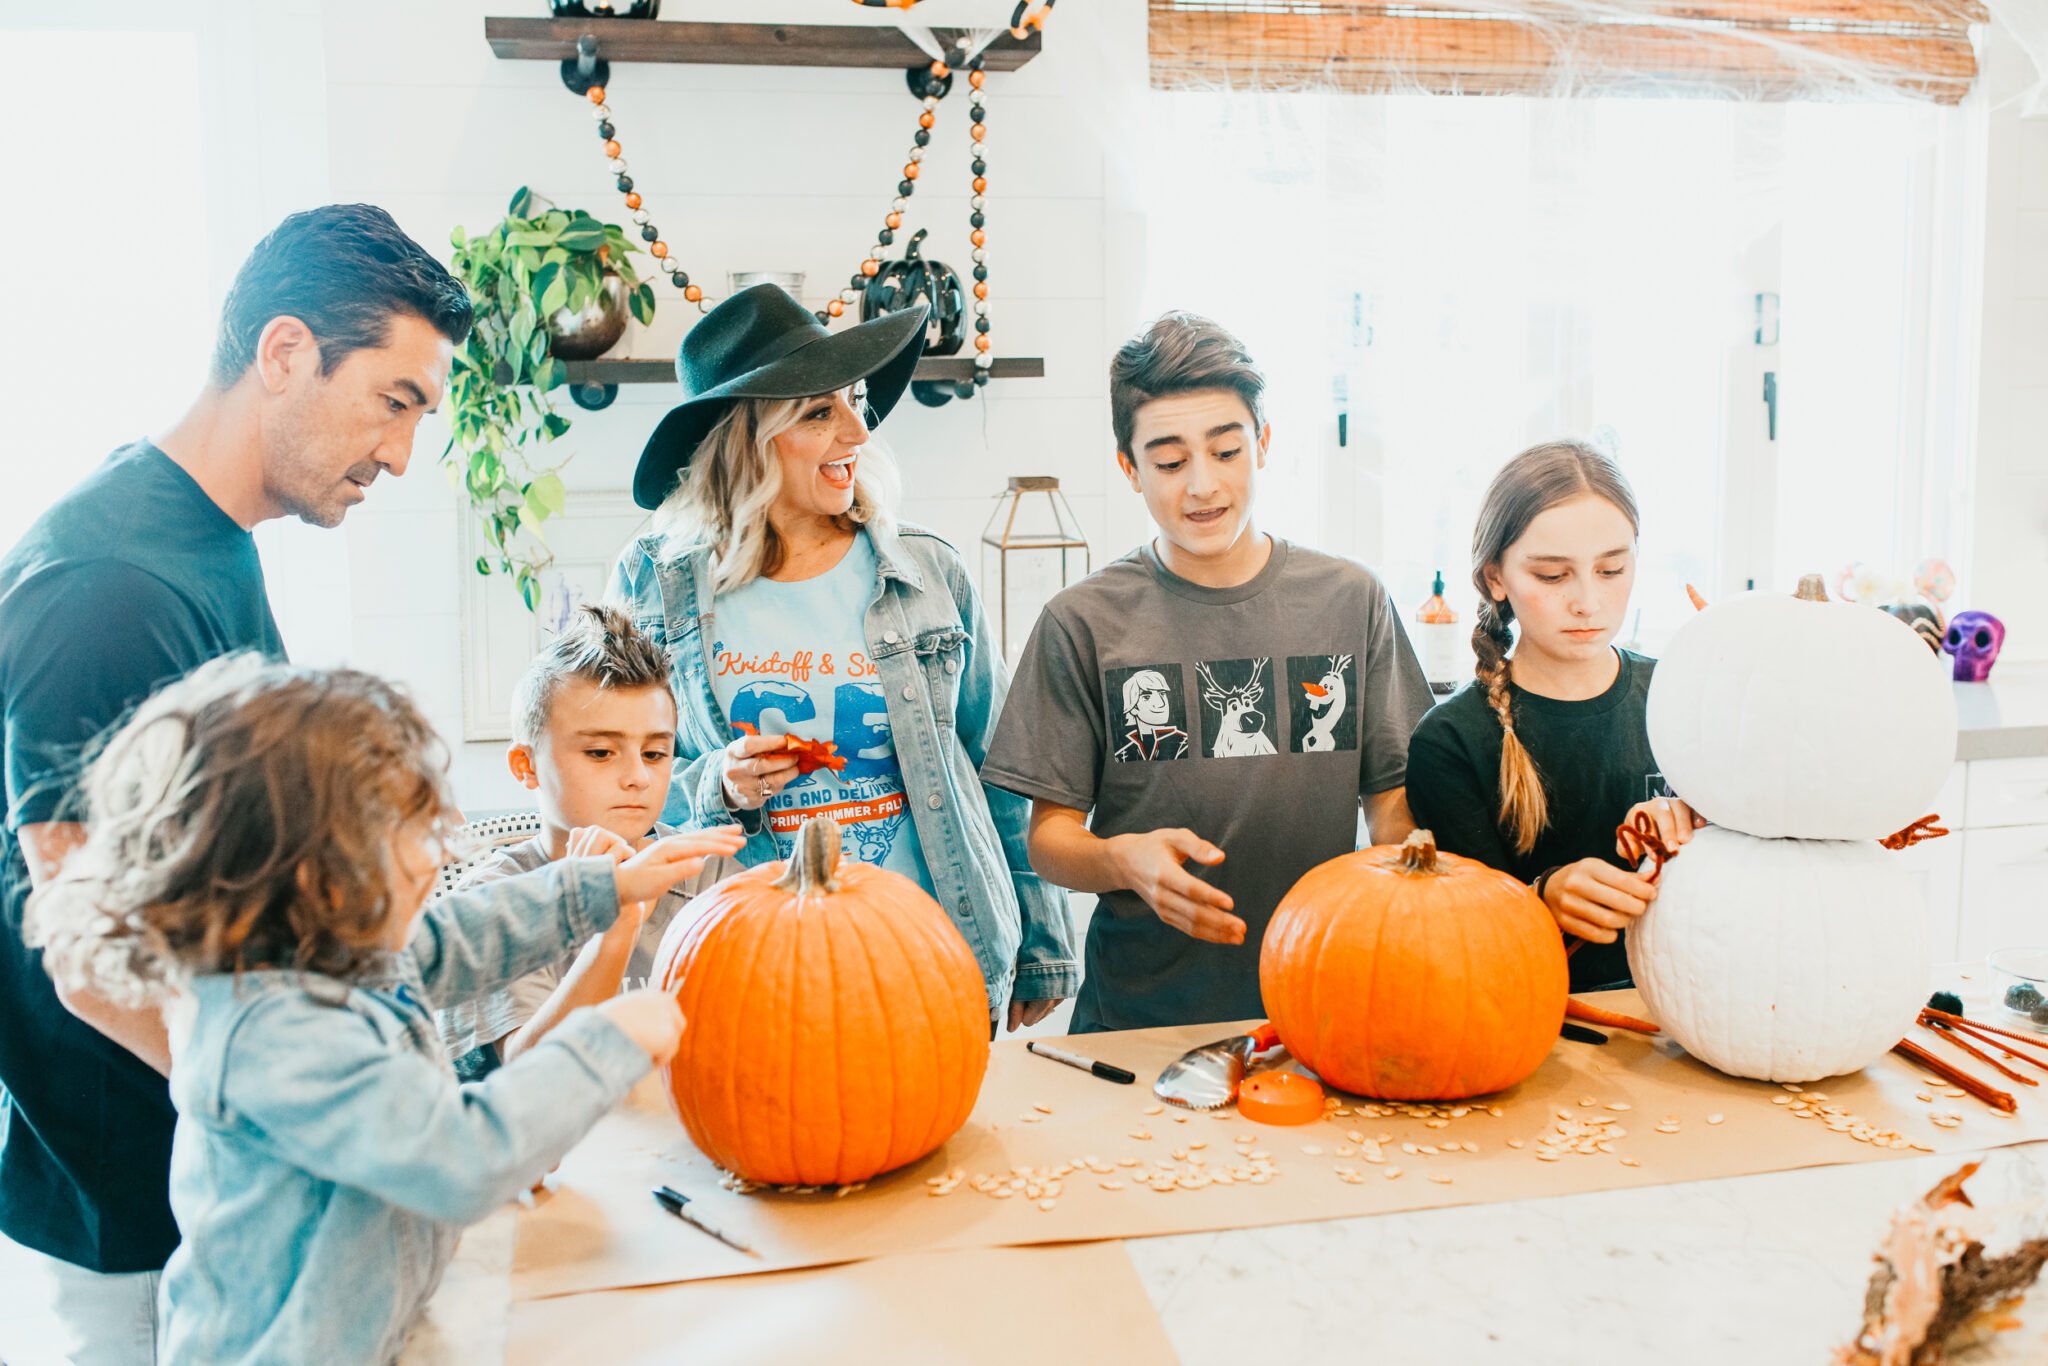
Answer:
[1629,575,1959,1083]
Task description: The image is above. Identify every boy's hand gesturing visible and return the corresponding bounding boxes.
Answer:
[614,827,747,906]
[1113,828,1246,945]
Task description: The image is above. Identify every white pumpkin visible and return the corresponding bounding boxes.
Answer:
[1626,826,1928,1083]
[1647,578,1956,841]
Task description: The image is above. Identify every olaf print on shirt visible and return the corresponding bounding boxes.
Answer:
[1196,658,1279,759]
[1287,653,1359,753]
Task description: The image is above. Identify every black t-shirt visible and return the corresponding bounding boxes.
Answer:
[0,441,284,1273]
[1404,649,1661,993]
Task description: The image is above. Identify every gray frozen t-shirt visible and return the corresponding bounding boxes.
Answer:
[982,538,1432,1033]
[433,825,741,1058]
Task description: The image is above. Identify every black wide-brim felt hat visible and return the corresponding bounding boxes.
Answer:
[632,284,930,510]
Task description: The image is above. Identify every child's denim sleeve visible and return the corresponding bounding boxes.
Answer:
[214,991,650,1224]
[405,856,620,1005]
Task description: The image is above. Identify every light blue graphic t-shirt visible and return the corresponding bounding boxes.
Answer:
[709,531,936,895]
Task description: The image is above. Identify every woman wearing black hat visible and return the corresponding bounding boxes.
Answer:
[607,285,1075,1032]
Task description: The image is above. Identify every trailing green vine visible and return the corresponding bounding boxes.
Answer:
[444,187,655,610]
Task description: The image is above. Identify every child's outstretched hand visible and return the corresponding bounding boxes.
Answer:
[615,828,747,907]
[596,989,686,1065]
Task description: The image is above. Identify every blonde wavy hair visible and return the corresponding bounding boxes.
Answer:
[26,654,460,1004]
[655,390,900,594]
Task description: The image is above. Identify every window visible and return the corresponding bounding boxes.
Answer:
[1138,89,1983,652]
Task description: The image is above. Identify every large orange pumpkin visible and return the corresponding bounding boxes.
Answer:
[1260,830,1568,1101]
[650,815,990,1187]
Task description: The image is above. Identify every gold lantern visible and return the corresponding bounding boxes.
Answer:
[980,476,1091,656]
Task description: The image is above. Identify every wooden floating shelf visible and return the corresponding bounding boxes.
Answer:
[564,357,1045,385]
[484,18,1043,71]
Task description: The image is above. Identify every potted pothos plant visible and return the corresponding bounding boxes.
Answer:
[445,187,656,610]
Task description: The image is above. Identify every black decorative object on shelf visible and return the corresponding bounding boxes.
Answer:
[549,1,661,17]
[864,229,966,362]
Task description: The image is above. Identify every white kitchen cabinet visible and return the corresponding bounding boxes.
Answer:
[1956,823,2048,962]
[1964,756,2048,829]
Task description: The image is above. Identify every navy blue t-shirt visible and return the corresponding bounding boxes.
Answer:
[0,441,284,1273]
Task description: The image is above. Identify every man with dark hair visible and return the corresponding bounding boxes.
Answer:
[983,312,1433,1033]
[0,203,470,1361]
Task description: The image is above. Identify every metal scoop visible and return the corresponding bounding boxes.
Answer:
[1153,1022,1281,1110]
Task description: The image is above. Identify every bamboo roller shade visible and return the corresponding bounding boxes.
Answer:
[1149,1,1988,104]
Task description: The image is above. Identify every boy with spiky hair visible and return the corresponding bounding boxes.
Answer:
[437,605,742,1072]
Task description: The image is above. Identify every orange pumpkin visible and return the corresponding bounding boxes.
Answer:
[1260,830,1567,1101]
[651,815,990,1186]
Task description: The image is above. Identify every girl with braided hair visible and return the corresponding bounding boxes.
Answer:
[1405,440,1701,991]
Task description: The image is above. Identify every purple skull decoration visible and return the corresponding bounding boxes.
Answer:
[1942,610,2005,682]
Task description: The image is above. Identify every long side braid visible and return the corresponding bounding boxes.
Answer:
[1473,599,1549,855]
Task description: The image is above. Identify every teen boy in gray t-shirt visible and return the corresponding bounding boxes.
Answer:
[983,314,1432,1033]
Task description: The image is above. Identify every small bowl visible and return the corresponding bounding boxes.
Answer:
[1987,947,2048,1034]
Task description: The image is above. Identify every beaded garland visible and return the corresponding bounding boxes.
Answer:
[581,83,706,314]
[575,52,1006,392]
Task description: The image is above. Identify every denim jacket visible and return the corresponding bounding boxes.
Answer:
[608,523,1079,1015]
[159,857,651,1365]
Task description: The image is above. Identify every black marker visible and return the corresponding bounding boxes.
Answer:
[1027,1040,1137,1084]
[1560,1022,1609,1046]
[652,1185,757,1257]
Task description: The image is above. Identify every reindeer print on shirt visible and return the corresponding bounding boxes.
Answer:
[1196,658,1279,759]
[1287,653,1359,753]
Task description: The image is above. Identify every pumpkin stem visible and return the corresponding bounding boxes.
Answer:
[1397,829,1439,873]
[773,816,843,896]
[1794,574,1830,603]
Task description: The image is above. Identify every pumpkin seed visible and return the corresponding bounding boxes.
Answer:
[1021,1114,1042,1124]
[991,1187,1014,1199]
[1033,1103,1054,1115]
[1172,1149,1188,1160]
[1488,1106,1505,1118]
[1100,1180,1125,1191]
[1462,1142,1480,1154]
[1384,1167,1403,1179]
[1131,1129,1152,1141]
[1579,1096,1596,1107]
[1605,1102,1632,1112]
[1772,1097,1792,1106]
[1190,1140,1207,1150]
[1428,1172,1453,1185]
[1508,1139,1526,1150]
[1143,1103,1163,1115]
[1916,1093,1934,1103]
[1707,1114,1724,1126]
[1536,1151,1562,1162]
[1302,1144,1324,1155]
[1419,1144,1439,1155]
[1118,1157,1140,1167]
[1619,1157,1641,1168]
